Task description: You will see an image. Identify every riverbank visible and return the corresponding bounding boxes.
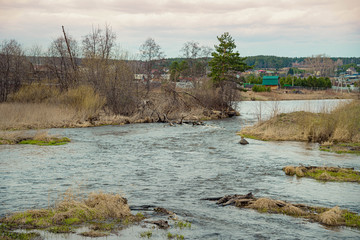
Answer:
[240,89,358,101]
[0,102,236,131]
[238,100,360,154]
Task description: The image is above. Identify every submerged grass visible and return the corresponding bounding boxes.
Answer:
[283,166,360,182]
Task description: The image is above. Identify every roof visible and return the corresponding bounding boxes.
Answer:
[262,76,279,86]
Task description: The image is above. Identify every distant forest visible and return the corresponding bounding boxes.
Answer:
[165,56,360,69]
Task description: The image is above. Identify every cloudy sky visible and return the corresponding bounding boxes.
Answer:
[0,0,359,58]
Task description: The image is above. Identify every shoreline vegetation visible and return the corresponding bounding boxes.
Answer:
[283,166,360,182]
[0,81,239,132]
[238,100,360,154]
[0,131,70,146]
[204,193,360,229]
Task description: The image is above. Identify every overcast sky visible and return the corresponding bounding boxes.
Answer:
[1,0,359,58]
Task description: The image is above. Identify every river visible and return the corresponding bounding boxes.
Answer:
[0,99,359,239]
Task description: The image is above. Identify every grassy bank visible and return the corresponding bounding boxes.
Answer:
[0,191,144,239]
[0,131,70,146]
[283,166,360,182]
[238,100,360,153]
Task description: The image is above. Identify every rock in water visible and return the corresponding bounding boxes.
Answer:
[239,136,249,145]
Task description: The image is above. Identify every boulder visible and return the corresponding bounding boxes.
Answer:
[239,136,249,145]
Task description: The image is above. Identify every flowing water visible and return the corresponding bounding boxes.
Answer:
[1,99,359,239]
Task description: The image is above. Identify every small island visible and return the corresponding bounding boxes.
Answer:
[238,100,360,154]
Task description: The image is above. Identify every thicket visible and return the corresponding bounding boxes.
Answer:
[252,85,271,92]
[1,27,238,126]
[279,76,332,88]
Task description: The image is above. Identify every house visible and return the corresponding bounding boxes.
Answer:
[346,67,358,75]
[262,76,279,90]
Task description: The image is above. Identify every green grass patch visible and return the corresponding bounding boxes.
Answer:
[343,211,360,228]
[47,225,74,233]
[19,137,70,146]
[320,142,360,155]
[174,220,191,229]
[168,232,185,240]
[283,166,360,183]
[140,230,152,238]
[305,169,360,182]
[0,224,41,240]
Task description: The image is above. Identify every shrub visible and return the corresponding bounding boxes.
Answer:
[252,85,271,92]
[59,85,105,118]
[8,82,60,103]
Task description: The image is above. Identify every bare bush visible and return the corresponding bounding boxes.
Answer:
[0,39,31,102]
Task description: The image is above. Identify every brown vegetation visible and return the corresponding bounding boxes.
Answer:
[0,190,145,238]
[239,100,360,147]
[240,89,357,101]
[283,166,360,182]
[204,193,360,229]
[0,130,70,145]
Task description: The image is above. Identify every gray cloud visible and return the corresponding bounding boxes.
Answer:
[0,0,359,57]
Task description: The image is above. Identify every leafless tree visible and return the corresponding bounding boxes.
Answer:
[81,24,116,89]
[82,24,116,61]
[46,36,79,90]
[305,54,336,77]
[139,38,164,93]
[0,39,30,102]
[27,44,44,82]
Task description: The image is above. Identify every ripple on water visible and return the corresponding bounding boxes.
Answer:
[0,100,359,239]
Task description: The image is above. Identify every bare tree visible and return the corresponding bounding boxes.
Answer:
[81,24,116,89]
[305,54,336,77]
[0,39,30,102]
[46,36,79,90]
[139,38,164,93]
[82,24,116,61]
[27,44,44,82]
[181,41,201,78]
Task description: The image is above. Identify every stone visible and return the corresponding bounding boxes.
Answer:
[239,136,249,145]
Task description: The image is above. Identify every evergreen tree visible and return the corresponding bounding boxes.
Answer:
[209,32,249,87]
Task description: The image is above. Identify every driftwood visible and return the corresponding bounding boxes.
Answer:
[201,192,255,206]
[144,220,170,229]
[203,192,360,229]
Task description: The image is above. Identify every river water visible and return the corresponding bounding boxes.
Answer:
[1,100,359,239]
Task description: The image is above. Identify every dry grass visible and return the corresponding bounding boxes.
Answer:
[239,100,360,144]
[247,198,281,210]
[283,166,360,182]
[214,193,360,229]
[283,166,296,176]
[79,230,109,237]
[317,206,343,225]
[0,103,81,130]
[240,89,358,101]
[1,191,132,228]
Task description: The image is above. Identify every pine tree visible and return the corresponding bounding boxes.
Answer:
[209,32,249,87]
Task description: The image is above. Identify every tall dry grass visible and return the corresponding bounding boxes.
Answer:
[239,100,360,143]
[1,84,106,130]
[0,103,81,130]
